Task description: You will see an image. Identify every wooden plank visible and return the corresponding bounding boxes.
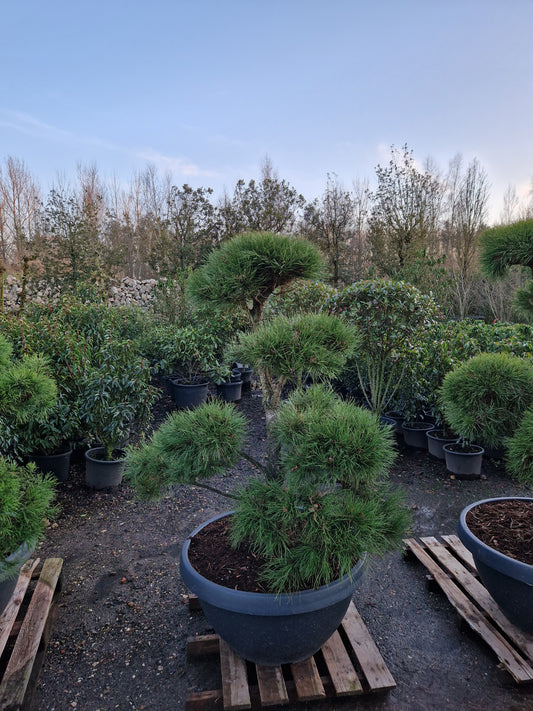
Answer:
[0,558,63,709]
[421,537,533,662]
[441,534,476,570]
[290,656,325,701]
[185,688,224,711]
[256,664,289,706]
[321,629,363,695]
[404,538,533,683]
[0,559,40,658]
[341,602,396,691]
[187,634,220,657]
[219,638,251,710]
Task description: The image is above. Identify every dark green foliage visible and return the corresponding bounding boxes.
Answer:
[440,352,533,448]
[231,477,408,593]
[325,279,440,413]
[0,459,57,575]
[124,401,247,499]
[505,410,533,485]
[273,385,396,490]
[480,219,533,278]
[186,232,325,327]
[0,353,57,424]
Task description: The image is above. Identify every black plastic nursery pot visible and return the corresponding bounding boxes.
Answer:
[217,380,243,403]
[384,411,404,435]
[401,421,434,449]
[443,442,484,477]
[180,512,367,666]
[32,448,72,482]
[457,497,533,635]
[171,380,209,409]
[426,430,459,460]
[85,447,126,489]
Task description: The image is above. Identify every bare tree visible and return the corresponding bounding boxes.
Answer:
[0,156,41,266]
[368,145,444,275]
[301,174,355,286]
[348,177,371,279]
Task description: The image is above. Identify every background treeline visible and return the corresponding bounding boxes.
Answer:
[1,146,532,321]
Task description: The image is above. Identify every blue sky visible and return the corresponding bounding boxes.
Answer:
[1,0,532,222]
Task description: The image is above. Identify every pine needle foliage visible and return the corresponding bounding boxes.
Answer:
[480,220,533,278]
[273,385,396,490]
[232,477,409,593]
[230,313,359,389]
[186,232,325,327]
[440,352,533,447]
[505,409,533,486]
[0,458,57,577]
[124,401,247,500]
[0,354,57,424]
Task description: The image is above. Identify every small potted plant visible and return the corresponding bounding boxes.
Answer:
[440,352,533,476]
[212,364,243,403]
[80,339,159,488]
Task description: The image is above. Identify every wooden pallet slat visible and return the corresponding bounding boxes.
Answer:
[219,638,251,711]
[255,664,289,707]
[341,602,396,691]
[404,536,533,684]
[290,656,325,701]
[321,629,363,696]
[0,557,63,711]
[0,559,40,660]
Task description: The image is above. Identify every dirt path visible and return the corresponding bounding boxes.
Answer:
[33,389,533,711]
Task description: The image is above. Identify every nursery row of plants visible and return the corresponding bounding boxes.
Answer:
[1,230,533,663]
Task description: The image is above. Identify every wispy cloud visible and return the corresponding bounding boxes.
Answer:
[0,109,215,179]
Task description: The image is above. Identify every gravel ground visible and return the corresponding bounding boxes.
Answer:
[32,385,533,711]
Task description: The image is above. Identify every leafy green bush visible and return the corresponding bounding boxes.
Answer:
[505,410,533,485]
[325,279,440,414]
[440,352,533,448]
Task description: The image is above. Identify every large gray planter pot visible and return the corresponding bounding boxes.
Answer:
[0,541,34,614]
[85,447,126,489]
[180,512,366,666]
[457,497,533,634]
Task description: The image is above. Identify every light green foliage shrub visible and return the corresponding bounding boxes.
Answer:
[505,410,533,485]
[440,352,533,448]
[264,280,338,318]
[325,279,440,413]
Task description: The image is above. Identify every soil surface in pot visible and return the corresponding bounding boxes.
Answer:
[466,499,533,564]
[188,517,269,592]
[32,379,533,711]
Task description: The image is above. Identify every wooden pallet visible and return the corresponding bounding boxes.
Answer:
[0,557,63,710]
[186,601,395,710]
[404,535,533,684]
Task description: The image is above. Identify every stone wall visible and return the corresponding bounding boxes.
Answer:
[1,275,159,312]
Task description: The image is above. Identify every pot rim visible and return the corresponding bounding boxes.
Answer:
[181,511,367,614]
[85,446,127,462]
[443,443,484,455]
[458,497,533,580]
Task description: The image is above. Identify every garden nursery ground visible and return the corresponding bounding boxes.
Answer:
[32,384,532,711]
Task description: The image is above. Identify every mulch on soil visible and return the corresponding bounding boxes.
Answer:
[466,499,533,564]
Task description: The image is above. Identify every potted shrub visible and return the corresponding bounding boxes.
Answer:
[126,379,409,665]
[0,459,57,613]
[440,352,533,476]
[126,286,409,666]
[80,338,158,489]
[213,364,243,403]
[457,497,533,635]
